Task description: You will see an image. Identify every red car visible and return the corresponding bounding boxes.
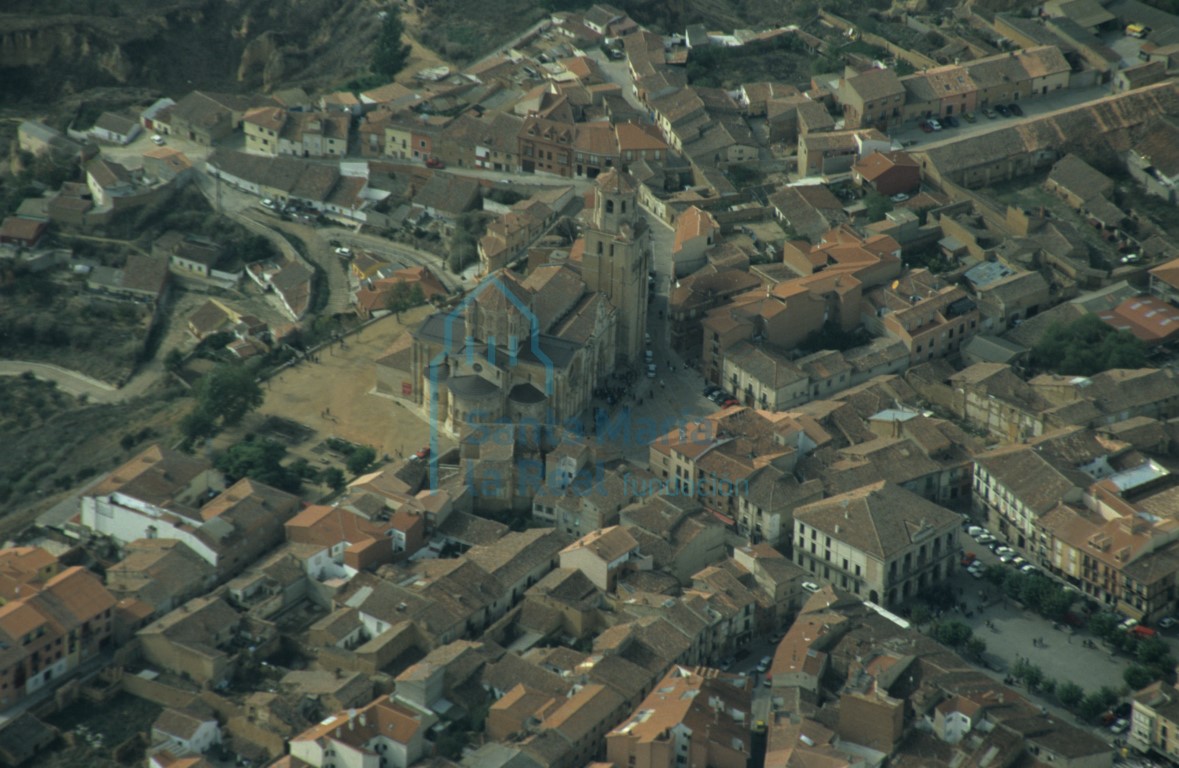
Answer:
[721,398,739,408]
[961,552,977,567]
[425,157,444,169]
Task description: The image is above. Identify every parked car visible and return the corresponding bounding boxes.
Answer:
[961,552,977,567]
[1119,618,1139,631]
[151,134,165,145]
[645,349,654,362]
[1008,103,1024,116]
[756,656,772,673]
[977,533,997,545]
[995,104,1012,117]
[967,525,985,538]
[721,398,739,408]
[1111,719,1130,734]
[983,107,998,119]
[646,363,656,378]
[944,115,960,128]
[962,112,977,123]
[718,657,734,671]
[890,193,910,203]
[928,118,943,131]
[801,581,820,593]
[999,553,1016,564]
[1159,616,1177,629]
[919,121,934,133]
[968,564,986,579]
[335,247,352,256]
[425,157,445,168]
[702,385,721,397]
[1020,564,1039,575]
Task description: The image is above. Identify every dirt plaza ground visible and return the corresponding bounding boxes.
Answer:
[227,306,444,463]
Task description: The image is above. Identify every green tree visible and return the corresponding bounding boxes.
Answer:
[1137,636,1173,667]
[964,636,987,660]
[164,348,185,374]
[385,281,426,319]
[862,192,894,222]
[1079,692,1107,722]
[1040,677,1056,696]
[1088,612,1121,642]
[1057,681,1084,710]
[215,437,302,494]
[931,620,973,647]
[195,364,264,427]
[1031,314,1147,375]
[322,466,347,492]
[1125,664,1156,691]
[346,445,378,475]
[372,8,412,79]
[180,405,217,442]
[1023,663,1045,691]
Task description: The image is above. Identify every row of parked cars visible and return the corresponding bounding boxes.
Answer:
[962,525,1041,579]
[702,385,739,409]
[918,103,1024,133]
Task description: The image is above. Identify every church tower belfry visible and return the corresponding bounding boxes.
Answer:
[581,168,649,367]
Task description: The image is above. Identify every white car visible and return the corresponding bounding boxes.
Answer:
[995,546,1016,558]
[977,534,996,545]
[967,525,985,538]
[1111,719,1129,735]
[756,655,772,673]
[801,581,820,593]
[999,553,1015,564]
[1120,618,1139,631]
[262,198,275,208]
[646,363,656,378]
[1020,564,1038,575]
[335,247,352,256]
[645,349,653,361]
[151,134,165,145]
[929,118,943,131]
[890,193,910,203]
[1159,616,1177,629]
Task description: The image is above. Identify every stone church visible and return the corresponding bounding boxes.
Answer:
[377,169,651,438]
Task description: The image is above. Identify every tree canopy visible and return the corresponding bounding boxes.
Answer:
[385,281,426,319]
[1031,314,1147,375]
[195,363,264,427]
[215,436,302,494]
[373,8,412,79]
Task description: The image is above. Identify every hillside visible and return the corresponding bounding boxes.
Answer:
[0,0,389,104]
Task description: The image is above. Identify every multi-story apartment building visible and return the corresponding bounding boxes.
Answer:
[793,481,961,606]
[0,567,116,708]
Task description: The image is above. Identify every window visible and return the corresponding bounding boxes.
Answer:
[606,199,614,214]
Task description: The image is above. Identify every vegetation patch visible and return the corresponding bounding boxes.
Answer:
[1031,314,1147,376]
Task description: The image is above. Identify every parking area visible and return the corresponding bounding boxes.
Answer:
[887,84,1111,151]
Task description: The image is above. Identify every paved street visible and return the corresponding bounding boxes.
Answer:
[888,83,1114,151]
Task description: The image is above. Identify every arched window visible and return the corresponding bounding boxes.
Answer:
[605,199,614,214]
